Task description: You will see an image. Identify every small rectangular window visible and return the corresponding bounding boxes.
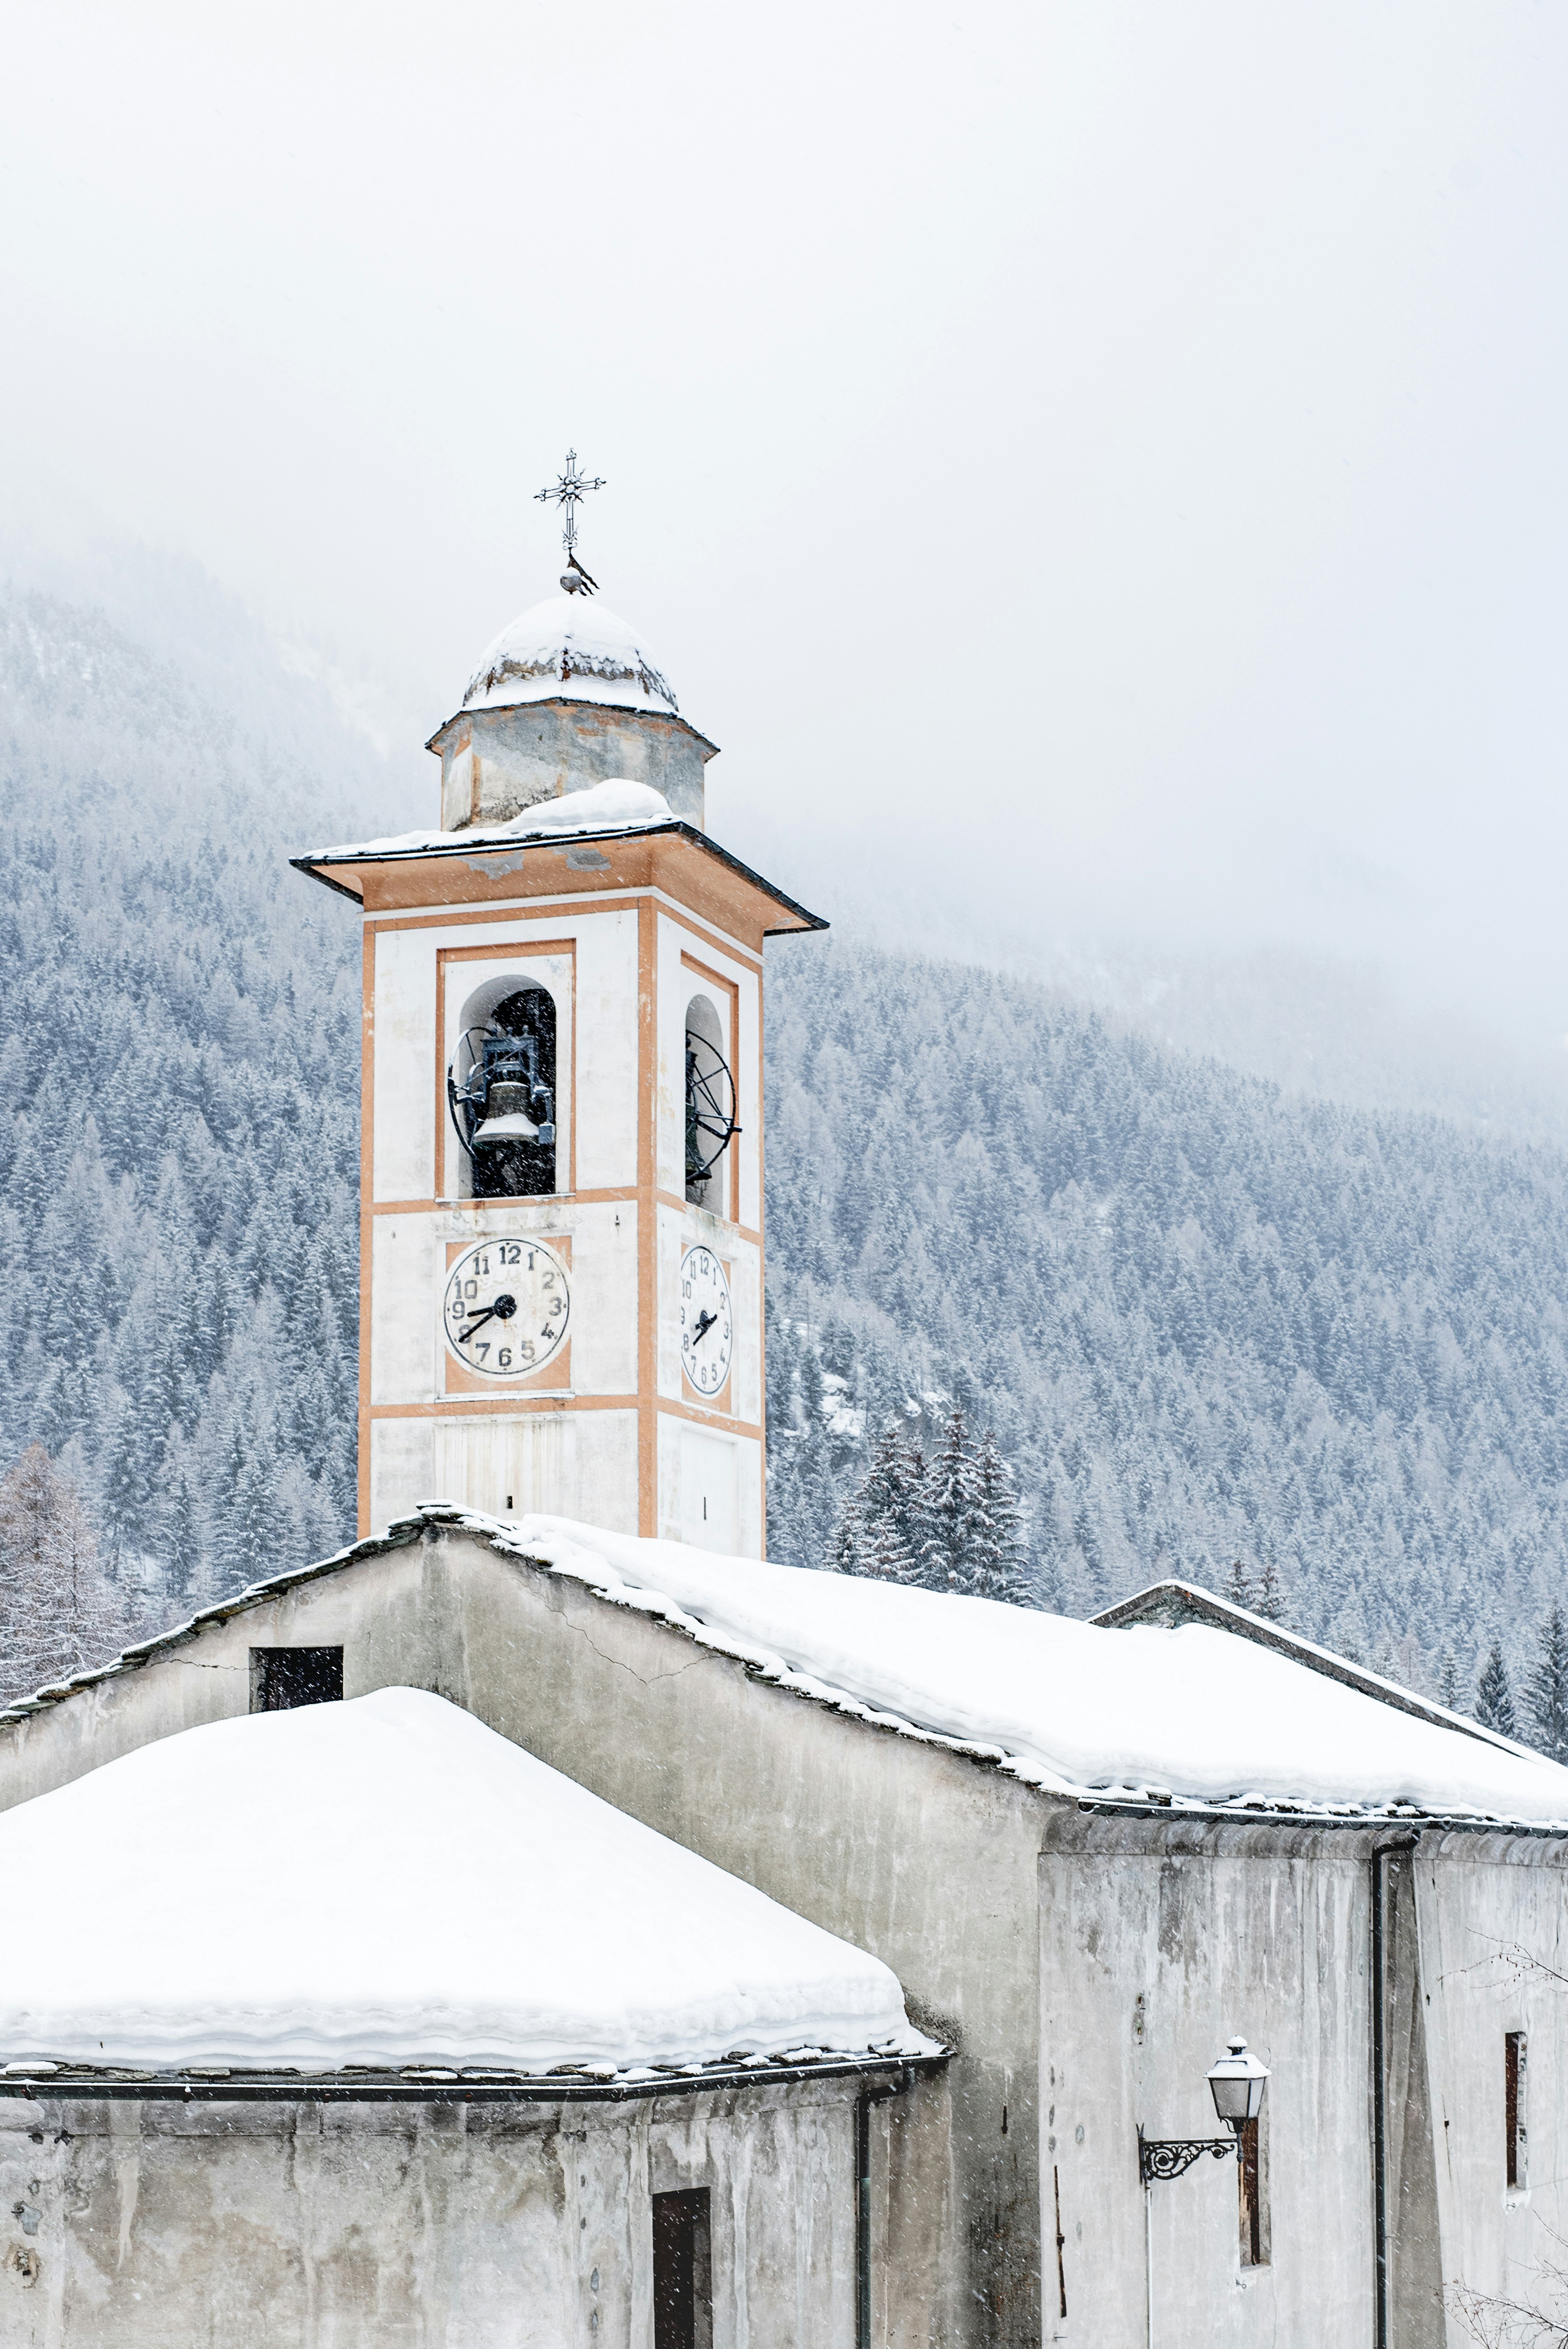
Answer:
[1506,2033,1528,2189]
[652,2189,712,2349]
[250,1647,344,1712]
[1238,2098,1270,2267]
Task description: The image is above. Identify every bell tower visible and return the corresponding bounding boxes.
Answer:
[293,470,822,1557]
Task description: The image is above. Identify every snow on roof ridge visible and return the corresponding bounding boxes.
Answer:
[1091,1578,1530,1759]
[6,1505,1568,1836]
[470,1511,1568,1831]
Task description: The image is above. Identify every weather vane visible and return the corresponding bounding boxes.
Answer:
[536,448,605,594]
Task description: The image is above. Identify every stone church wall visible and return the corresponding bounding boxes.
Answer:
[0,2078,857,2348]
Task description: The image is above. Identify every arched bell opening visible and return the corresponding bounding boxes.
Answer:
[685,992,740,1214]
[449,977,559,1199]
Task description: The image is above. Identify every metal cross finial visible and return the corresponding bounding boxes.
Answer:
[535,448,605,563]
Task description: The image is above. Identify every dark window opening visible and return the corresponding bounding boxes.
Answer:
[1238,2098,1269,2267]
[450,986,558,1200]
[652,2188,712,2349]
[250,1647,344,1712]
[1506,2032,1528,2188]
[684,994,738,1213]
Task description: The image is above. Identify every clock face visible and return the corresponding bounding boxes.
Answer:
[443,1236,570,1378]
[680,1245,733,1398]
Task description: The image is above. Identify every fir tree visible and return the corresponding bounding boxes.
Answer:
[836,1426,927,1585]
[0,1444,125,1701]
[1252,1558,1287,1624]
[1475,1641,1518,1739]
[1224,1559,1253,1609]
[1523,1605,1568,1765]
[1437,1650,1460,1712]
[963,1429,1030,1604]
[921,1408,979,1592]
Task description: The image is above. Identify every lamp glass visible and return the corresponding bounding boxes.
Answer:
[1206,2038,1269,2131]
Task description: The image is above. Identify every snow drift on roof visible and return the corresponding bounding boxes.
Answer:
[462,594,678,717]
[0,1688,924,2071]
[310,777,678,863]
[510,1516,1568,1826]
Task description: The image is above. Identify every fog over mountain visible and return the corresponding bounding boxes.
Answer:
[0,554,1564,1720]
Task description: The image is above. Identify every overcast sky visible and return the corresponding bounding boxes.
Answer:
[3,1,1566,1055]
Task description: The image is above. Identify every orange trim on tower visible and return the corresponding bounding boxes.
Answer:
[357,925,375,1537]
[636,898,659,1536]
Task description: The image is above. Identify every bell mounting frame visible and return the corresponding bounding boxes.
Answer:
[685,1028,741,1192]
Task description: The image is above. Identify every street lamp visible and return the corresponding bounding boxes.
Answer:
[1138,2039,1270,2184]
[1206,2039,1269,2137]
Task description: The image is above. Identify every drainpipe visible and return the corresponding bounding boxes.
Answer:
[1372,1836,1418,2349]
[856,2068,910,2349]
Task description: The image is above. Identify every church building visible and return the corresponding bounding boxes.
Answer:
[2,492,1568,2349]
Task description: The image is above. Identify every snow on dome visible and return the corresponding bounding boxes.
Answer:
[507,1516,1568,1827]
[463,594,678,718]
[0,1688,922,2071]
[311,779,677,863]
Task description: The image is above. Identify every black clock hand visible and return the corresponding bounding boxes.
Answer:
[458,1292,517,1342]
[691,1308,718,1345]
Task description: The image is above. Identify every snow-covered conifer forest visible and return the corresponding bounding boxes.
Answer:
[3,579,1568,1723]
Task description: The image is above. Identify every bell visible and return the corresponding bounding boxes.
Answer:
[474,1111,541,1145]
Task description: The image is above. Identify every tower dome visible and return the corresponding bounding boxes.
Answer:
[463,594,679,719]
[428,591,717,834]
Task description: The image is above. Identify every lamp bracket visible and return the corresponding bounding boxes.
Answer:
[1137,2127,1237,2185]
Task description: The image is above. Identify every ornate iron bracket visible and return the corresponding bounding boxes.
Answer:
[1138,2126,1237,2185]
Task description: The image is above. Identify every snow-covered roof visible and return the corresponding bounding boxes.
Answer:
[461,594,679,720]
[0,1687,931,2074]
[10,1506,1568,1840]
[508,1516,1568,1829]
[309,777,678,864]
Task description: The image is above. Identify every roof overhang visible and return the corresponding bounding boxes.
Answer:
[0,2047,944,2105]
[290,818,827,942]
[425,697,720,764]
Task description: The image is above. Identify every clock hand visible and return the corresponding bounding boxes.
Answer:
[457,1292,518,1342]
[691,1308,718,1345]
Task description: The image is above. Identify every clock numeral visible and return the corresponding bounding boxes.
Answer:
[501,1242,521,1265]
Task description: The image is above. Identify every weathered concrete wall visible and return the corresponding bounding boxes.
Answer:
[433,703,713,832]
[1038,1811,1378,2348]
[0,2078,877,2348]
[0,1539,443,1811]
[1417,1831,1568,2332]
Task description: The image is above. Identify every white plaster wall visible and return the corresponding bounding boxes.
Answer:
[370,1418,435,1534]
[562,1202,638,1395]
[657,1418,762,1556]
[1040,1832,1374,2347]
[430,1409,637,1532]
[733,959,762,1234]
[1419,1840,1568,2320]
[0,2081,859,2349]
[573,906,639,1193]
[372,925,437,1203]
[371,1214,439,1404]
